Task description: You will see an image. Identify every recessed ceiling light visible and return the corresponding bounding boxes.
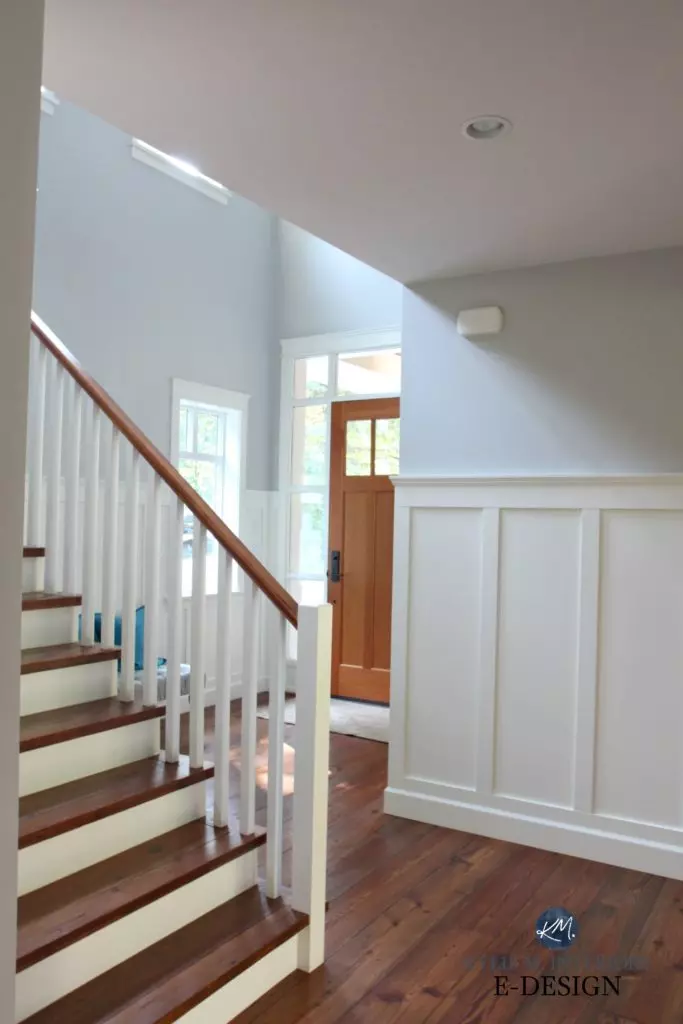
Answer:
[462,115,512,141]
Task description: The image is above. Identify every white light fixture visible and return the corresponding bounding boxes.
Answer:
[462,115,511,141]
[131,138,232,205]
[457,306,504,339]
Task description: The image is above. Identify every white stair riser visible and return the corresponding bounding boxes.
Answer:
[22,557,45,592]
[16,851,259,1021]
[180,933,303,1023]
[20,719,161,797]
[20,658,117,716]
[19,780,207,895]
[22,606,79,648]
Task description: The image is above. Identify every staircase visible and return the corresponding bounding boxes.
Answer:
[14,316,333,1022]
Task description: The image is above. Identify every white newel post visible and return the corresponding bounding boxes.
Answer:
[292,603,332,972]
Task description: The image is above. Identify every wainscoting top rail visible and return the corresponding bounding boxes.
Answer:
[31,313,298,627]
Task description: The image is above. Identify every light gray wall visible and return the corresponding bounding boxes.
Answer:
[1,3,44,1014]
[33,101,279,490]
[401,248,683,476]
[278,220,402,338]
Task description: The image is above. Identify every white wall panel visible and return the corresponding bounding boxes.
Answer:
[494,510,580,808]
[405,508,482,789]
[595,510,683,828]
[387,475,683,881]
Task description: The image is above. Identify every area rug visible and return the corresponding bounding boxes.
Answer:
[257,697,389,744]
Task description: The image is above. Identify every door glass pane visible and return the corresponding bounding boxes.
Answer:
[291,405,327,486]
[345,420,372,476]
[374,418,400,475]
[337,349,401,397]
[196,412,220,455]
[289,493,326,575]
[294,356,329,399]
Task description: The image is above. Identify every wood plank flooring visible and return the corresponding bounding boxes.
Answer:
[191,709,683,1024]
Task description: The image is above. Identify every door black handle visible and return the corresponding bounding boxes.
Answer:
[328,550,343,583]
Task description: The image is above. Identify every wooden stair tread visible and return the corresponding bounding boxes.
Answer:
[23,547,46,558]
[20,698,164,752]
[22,592,81,611]
[17,821,267,971]
[21,642,120,675]
[19,754,213,849]
[24,886,307,1024]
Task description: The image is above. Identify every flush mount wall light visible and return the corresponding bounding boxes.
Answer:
[462,115,512,140]
[457,306,504,338]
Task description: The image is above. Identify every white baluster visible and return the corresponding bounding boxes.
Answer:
[102,425,120,647]
[45,359,65,592]
[240,578,261,835]
[266,609,287,898]
[189,519,207,768]
[292,604,333,971]
[82,404,101,643]
[214,549,234,827]
[143,473,162,707]
[28,341,47,548]
[64,381,83,595]
[165,497,184,762]
[121,447,140,701]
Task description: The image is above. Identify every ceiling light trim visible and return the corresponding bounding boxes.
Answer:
[462,115,512,141]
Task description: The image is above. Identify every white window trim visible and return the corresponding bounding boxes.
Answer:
[131,138,233,205]
[277,327,401,615]
[171,379,249,595]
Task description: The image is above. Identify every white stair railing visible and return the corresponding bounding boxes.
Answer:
[25,312,332,969]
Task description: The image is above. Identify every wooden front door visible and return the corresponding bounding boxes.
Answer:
[328,397,399,704]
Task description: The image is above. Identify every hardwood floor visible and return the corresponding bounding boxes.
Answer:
[192,711,683,1024]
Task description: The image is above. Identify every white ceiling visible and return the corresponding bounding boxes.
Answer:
[42,0,683,284]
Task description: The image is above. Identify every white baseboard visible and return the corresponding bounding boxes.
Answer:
[384,786,683,881]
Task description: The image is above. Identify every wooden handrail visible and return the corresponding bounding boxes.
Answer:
[31,313,298,628]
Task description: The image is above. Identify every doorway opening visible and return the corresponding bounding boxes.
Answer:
[278,330,401,706]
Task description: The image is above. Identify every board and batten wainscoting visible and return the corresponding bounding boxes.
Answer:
[385,474,683,880]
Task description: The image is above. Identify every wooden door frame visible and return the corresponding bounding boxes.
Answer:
[328,396,400,700]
